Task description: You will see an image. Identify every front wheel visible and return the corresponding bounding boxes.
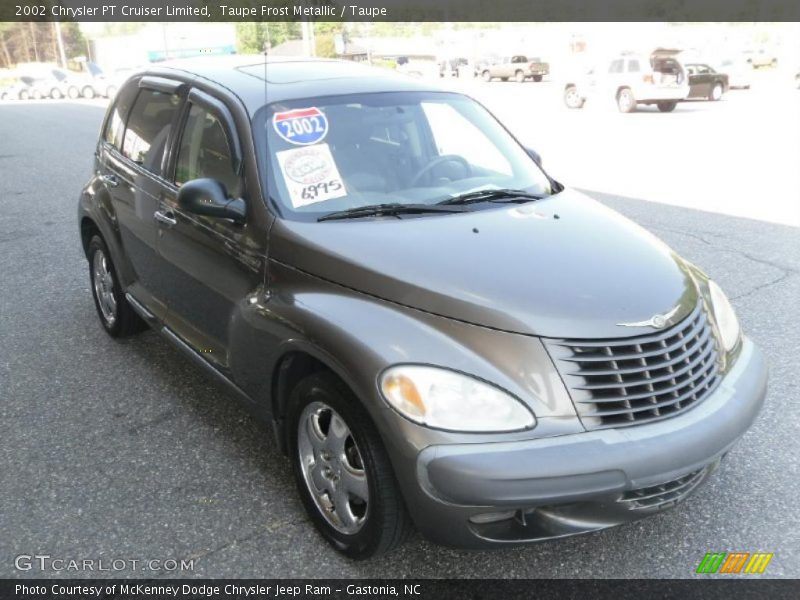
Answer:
[617,87,636,113]
[68,86,80,99]
[287,372,413,559]
[482,70,492,82]
[514,70,525,83]
[709,83,723,101]
[82,86,96,99]
[657,101,678,112]
[50,88,63,99]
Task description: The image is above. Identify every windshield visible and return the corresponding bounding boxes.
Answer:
[254,91,552,221]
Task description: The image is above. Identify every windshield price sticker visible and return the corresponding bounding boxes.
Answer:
[276,144,347,208]
[273,107,328,145]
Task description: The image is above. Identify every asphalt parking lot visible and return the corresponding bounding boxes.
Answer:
[0,74,798,578]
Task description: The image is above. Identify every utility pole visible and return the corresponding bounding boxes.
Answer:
[54,21,67,68]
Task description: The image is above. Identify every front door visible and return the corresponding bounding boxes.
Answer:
[155,94,266,373]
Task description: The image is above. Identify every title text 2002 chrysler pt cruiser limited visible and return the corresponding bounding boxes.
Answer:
[78,58,767,558]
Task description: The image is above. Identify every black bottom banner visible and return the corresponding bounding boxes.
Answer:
[2,579,798,600]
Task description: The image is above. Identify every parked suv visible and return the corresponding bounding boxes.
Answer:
[79,57,767,558]
[565,49,690,112]
[481,55,549,82]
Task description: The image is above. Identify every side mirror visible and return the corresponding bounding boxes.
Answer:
[177,178,246,223]
[525,147,543,167]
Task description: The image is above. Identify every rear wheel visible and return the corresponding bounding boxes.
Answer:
[82,86,96,99]
[564,85,585,109]
[514,70,525,83]
[105,85,118,98]
[657,101,678,112]
[31,89,42,100]
[87,235,145,338]
[287,371,413,559]
[19,90,29,100]
[68,86,80,99]
[533,74,543,82]
[482,70,492,82]
[709,82,723,101]
[50,87,63,99]
[617,87,636,113]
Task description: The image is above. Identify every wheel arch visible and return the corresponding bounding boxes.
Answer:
[269,343,363,455]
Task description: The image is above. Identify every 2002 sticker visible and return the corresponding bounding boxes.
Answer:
[275,143,347,208]
[273,107,328,145]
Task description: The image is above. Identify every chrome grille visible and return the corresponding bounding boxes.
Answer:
[618,468,707,510]
[547,302,721,429]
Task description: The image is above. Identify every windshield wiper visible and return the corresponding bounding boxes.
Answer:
[318,203,468,222]
[437,188,546,206]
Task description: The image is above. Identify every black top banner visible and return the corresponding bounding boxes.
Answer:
[2,579,799,600]
[2,0,800,22]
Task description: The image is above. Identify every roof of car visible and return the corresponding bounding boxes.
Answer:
[149,55,447,114]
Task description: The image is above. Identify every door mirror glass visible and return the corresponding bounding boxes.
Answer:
[177,178,245,223]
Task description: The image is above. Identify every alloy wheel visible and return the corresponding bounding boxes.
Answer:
[297,401,369,535]
[92,249,117,326]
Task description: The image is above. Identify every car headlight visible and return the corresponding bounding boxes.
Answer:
[380,366,535,432]
[708,280,741,352]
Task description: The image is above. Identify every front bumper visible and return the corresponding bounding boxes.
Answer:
[404,338,767,548]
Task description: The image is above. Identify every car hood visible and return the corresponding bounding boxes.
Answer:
[270,188,699,339]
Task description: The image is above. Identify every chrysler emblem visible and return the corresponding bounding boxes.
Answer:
[617,305,681,329]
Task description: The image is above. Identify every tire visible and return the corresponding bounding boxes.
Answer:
[50,88,63,100]
[106,85,118,98]
[616,87,636,113]
[657,101,678,112]
[68,86,80,99]
[287,371,413,559]
[87,235,145,338]
[482,70,492,82]
[564,85,584,109]
[514,70,525,83]
[19,90,29,100]
[31,89,42,100]
[533,74,543,82]
[709,83,723,101]
[82,86,96,99]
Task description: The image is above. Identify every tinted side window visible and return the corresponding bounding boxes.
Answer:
[175,105,239,195]
[609,59,624,74]
[104,100,125,149]
[627,59,641,73]
[121,88,180,175]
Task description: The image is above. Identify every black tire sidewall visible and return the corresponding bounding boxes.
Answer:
[286,373,401,559]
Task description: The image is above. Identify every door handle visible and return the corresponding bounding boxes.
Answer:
[154,210,177,227]
[99,174,119,188]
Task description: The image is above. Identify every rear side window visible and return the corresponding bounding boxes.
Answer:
[121,88,180,175]
[609,59,624,74]
[627,59,641,73]
[174,104,239,195]
[104,101,125,149]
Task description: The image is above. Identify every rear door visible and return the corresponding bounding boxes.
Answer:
[101,77,185,318]
[155,89,266,372]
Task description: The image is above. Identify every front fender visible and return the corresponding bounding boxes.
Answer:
[229,260,582,451]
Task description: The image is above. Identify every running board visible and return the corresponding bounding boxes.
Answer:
[160,326,253,406]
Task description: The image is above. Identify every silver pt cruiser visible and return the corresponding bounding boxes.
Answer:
[78,57,768,558]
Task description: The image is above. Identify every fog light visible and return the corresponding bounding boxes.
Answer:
[469,510,516,524]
